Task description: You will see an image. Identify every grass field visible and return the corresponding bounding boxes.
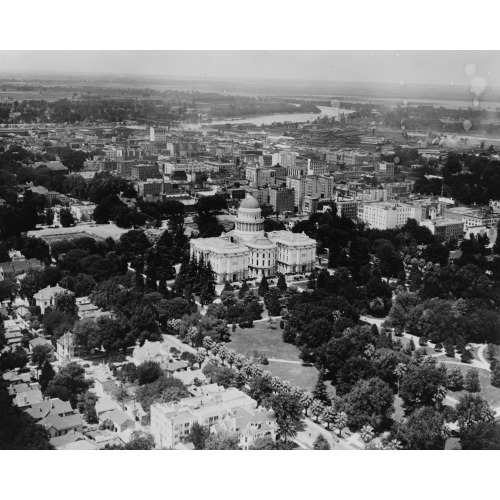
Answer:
[265,361,319,392]
[228,322,301,361]
[227,322,321,392]
[447,365,500,408]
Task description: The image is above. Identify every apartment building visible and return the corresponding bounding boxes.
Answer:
[150,386,257,449]
[272,152,296,168]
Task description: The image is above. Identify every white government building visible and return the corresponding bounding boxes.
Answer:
[190,194,317,283]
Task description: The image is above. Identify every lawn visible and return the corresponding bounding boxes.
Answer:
[265,361,319,392]
[446,365,500,409]
[228,322,301,361]
[227,321,321,392]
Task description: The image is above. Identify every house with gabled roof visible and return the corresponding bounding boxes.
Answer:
[211,407,278,450]
[99,409,135,433]
[37,413,84,438]
[33,284,71,314]
[24,398,74,422]
[13,389,44,410]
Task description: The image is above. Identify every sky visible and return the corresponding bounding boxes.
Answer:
[0,51,498,88]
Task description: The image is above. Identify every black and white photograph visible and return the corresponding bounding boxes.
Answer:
[0,2,498,499]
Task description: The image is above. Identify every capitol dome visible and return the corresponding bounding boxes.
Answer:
[239,194,260,210]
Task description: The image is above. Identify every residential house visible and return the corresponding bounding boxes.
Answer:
[93,365,119,397]
[173,369,207,387]
[2,370,31,386]
[211,407,278,449]
[13,389,44,410]
[50,431,97,450]
[131,340,170,366]
[3,319,23,347]
[28,337,55,361]
[56,332,84,364]
[37,413,84,438]
[33,284,71,314]
[25,398,74,421]
[95,396,120,417]
[99,409,135,433]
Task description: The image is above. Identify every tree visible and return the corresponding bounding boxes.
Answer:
[39,360,55,392]
[392,406,447,450]
[334,411,348,437]
[360,424,374,445]
[205,431,240,450]
[491,365,500,388]
[310,400,325,423]
[312,371,330,405]
[0,385,53,450]
[447,366,464,391]
[322,406,336,430]
[238,281,249,299]
[461,349,473,364]
[31,344,52,373]
[399,363,447,413]
[456,393,495,430]
[77,391,99,424]
[313,434,330,450]
[344,377,394,431]
[264,392,303,444]
[445,342,455,358]
[464,368,481,393]
[136,360,163,386]
[59,208,75,227]
[250,436,277,450]
[460,421,500,450]
[258,275,269,297]
[54,292,77,316]
[300,392,313,417]
[486,343,496,361]
[394,363,408,393]
[277,273,287,292]
[186,422,210,450]
[45,362,89,408]
[124,431,155,450]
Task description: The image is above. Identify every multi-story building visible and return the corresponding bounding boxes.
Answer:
[360,202,422,230]
[420,218,465,240]
[150,127,168,143]
[335,197,359,219]
[211,407,278,450]
[375,162,395,178]
[130,164,161,180]
[443,206,500,229]
[150,386,258,449]
[245,166,276,188]
[286,177,306,211]
[269,188,294,214]
[272,152,296,168]
[190,194,316,281]
[70,202,96,222]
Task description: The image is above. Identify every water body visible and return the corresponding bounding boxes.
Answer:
[184,105,354,129]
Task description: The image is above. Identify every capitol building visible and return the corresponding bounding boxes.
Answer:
[190,193,317,284]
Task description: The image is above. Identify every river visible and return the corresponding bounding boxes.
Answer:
[181,105,354,129]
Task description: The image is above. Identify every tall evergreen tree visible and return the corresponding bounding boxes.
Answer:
[39,360,56,392]
[277,272,288,292]
[145,263,158,293]
[312,371,330,405]
[258,275,269,297]
[239,280,249,299]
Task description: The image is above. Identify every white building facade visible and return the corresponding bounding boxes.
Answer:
[190,194,317,283]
